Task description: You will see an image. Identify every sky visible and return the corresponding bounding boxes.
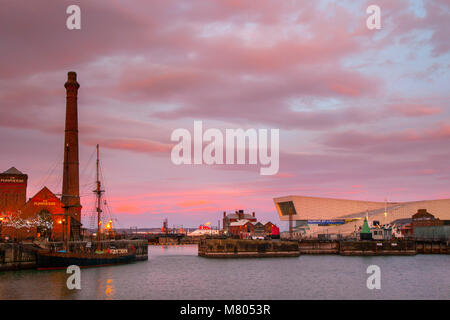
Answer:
[0,0,449,229]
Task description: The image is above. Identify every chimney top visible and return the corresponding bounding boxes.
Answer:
[65,71,80,89]
[68,71,77,80]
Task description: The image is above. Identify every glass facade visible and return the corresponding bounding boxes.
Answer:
[277,201,297,216]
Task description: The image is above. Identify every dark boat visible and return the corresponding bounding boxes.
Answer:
[37,251,136,270]
[37,145,137,270]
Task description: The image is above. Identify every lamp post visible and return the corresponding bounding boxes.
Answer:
[0,217,4,241]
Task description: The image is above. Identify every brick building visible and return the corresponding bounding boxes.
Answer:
[0,167,69,241]
[411,209,443,231]
[228,220,254,239]
[0,167,28,214]
[263,222,279,236]
[222,210,257,231]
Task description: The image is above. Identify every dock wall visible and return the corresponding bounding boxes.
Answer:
[198,239,450,258]
[339,240,416,256]
[0,243,39,271]
[298,240,340,254]
[415,240,449,254]
[198,239,300,258]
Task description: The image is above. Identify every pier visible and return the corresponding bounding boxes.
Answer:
[198,239,300,258]
[198,239,450,258]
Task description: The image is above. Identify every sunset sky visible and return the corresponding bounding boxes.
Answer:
[0,0,449,229]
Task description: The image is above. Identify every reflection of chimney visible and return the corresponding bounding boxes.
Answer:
[62,72,82,226]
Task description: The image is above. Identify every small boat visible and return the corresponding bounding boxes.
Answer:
[37,145,136,270]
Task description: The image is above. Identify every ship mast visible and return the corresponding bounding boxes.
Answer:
[95,144,104,251]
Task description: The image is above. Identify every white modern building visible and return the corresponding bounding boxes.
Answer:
[273,195,450,237]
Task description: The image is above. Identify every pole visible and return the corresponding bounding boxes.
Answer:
[96,144,102,251]
[289,207,293,240]
[64,214,70,252]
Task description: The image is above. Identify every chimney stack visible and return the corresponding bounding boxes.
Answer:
[62,72,82,236]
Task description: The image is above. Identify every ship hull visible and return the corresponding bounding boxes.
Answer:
[37,252,136,270]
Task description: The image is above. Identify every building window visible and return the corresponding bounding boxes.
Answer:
[277,201,297,216]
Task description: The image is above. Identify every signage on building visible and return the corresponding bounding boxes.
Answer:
[0,178,25,184]
[308,219,346,225]
[33,200,56,206]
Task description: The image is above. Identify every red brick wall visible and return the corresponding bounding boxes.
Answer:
[0,173,27,213]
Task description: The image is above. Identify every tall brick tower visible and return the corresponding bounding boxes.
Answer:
[62,71,82,239]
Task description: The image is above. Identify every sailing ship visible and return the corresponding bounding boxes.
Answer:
[37,145,136,270]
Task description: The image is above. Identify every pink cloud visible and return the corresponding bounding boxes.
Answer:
[389,103,443,117]
[84,138,173,155]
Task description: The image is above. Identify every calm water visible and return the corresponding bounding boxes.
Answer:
[0,245,448,300]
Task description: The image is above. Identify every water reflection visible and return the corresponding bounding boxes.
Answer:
[0,246,449,300]
[105,279,115,299]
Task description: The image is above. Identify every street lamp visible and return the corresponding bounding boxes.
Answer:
[0,217,4,241]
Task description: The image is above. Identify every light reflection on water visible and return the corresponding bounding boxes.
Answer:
[0,245,448,300]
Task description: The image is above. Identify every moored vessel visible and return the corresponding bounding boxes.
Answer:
[37,145,137,270]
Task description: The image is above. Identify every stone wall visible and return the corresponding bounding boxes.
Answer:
[339,240,416,256]
[298,240,339,254]
[0,243,38,271]
[198,239,300,258]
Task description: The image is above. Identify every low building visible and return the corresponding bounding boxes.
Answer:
[411,209,450,240]
[222,210,257,231]
[252,222,265,237]
[263,221,280,238]
[371,227,392,240]
[0,186,69,241]
[411,209,443,231]
[228,220,254,238]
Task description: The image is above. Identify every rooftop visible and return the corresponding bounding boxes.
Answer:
[2,167,24,175]
[229,219,250,227]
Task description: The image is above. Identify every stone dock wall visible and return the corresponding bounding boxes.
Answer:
[198,239,300,258]
[198,239,450,258]
[0,243,39,271]
[339,240,417,256]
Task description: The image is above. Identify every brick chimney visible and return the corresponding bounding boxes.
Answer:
[252,211,255,217]
[62,72,82,233]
